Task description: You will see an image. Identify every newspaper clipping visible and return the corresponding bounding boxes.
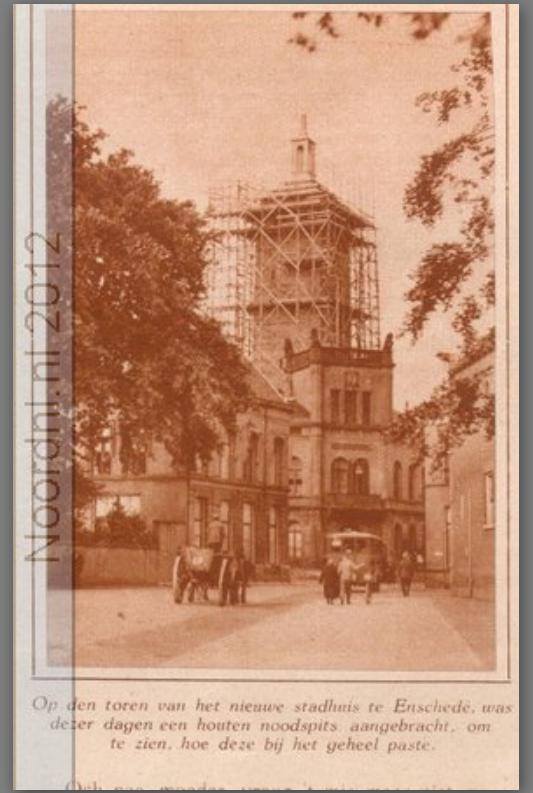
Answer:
[14,3,519,789]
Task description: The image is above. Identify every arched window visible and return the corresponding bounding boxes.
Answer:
[408,463,419,501]
[331,458,349,494]
[353,458,370,495]
[289,456,303,496]
[273,437,285,487]
[393,461,403,500]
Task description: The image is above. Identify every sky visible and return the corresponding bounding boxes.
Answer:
[74,7,492,409]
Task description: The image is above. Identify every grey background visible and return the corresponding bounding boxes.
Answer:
[1,1,527,791]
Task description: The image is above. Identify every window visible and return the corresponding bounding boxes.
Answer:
[330,389,341,424]
[273,438,285,487]
[361,392,372,426]
[244,432,260,483]
[345,390,358,426]
[95,429,113,475]
[120,429,147,476]
[484,471,495,527]
[288,526,303,561]
[393,461,403,500]
[95,495,117,522]
[192,497,208,547]
[219,500,231,551]
[353,458,370,496]
[289,456,303,496]
[94,494,141,532]
[408,464,419,502]
[331,458,349,494]
[120,495,141,516]
[195,456,209,476]
[219,442,230,480]
[268,506,278,564]
[242,502,255,560]
[129,444,147,476]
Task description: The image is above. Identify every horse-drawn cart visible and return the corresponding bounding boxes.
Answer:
[172,546,250,606]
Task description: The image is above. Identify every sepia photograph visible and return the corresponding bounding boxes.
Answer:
[36,7,499,674]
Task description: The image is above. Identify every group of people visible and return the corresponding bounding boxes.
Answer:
[320,549,416,606]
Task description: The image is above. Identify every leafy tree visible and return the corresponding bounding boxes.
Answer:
[291,12,495,466]
[47,97,253,508]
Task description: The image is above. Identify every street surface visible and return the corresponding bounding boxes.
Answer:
[49,582,495,672]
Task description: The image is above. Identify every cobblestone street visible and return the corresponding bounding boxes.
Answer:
[49,582,495,673]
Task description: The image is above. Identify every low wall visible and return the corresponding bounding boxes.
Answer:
[77,547,159,587]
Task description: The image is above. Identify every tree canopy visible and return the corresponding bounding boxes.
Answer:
[47,97,252,501]
[291,12,495,466]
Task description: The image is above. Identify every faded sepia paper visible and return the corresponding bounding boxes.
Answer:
[14,4,519,789]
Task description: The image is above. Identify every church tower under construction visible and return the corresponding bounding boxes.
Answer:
[206,115,380,394]
[206,118,424,564]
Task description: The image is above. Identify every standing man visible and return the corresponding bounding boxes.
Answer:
[398,551,415,597]
[338,549,357,605]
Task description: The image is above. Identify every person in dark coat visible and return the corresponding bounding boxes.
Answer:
[320,557,340,604]
[398,551,415,597]
[234,549,252,604]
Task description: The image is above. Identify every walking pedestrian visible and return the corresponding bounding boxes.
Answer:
[398,551,415,597]
[338,550,358,605]
[320,557,340,604]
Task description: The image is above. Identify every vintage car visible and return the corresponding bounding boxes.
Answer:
[325,530,392,588]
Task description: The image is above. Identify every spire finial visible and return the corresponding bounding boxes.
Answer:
[291,114,316,180]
